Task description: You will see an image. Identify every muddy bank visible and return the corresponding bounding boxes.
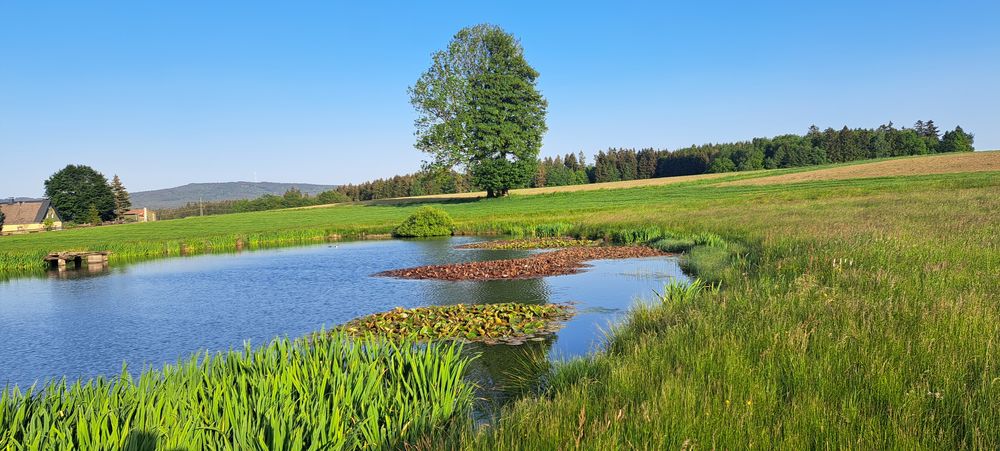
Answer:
[377,246,669,281]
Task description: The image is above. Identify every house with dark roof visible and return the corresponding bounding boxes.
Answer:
[0,199,63,234]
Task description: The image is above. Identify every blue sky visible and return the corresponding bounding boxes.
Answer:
[2,1,998,196]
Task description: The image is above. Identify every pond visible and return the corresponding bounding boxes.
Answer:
[0,237,688,390]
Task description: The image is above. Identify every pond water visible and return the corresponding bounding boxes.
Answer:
[0,237,688,389]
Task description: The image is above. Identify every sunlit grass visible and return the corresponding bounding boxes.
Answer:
[0,333,472,449]
[459,171,999,448]
[0,162,997,447]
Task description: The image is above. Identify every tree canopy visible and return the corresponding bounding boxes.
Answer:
[44,165,115,223]
[409,24,547,197]
[939,126,975,153]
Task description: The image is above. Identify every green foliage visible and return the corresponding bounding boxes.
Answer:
[606,226,668,245]
[336,169,471,202]
[341,303,574,344]
[939,126,975,152]
[458,170,999,449]
[679,244,732,282]
[83,204,101,225]
[656,278,710,305]
[0,332,472,449]
[532,157,589,188]
[410,24,547,198]
[393,206,455,237]
[110,175,131,220]
[0,208,5,230]
[649,237,696,252]
[44,164,115,222]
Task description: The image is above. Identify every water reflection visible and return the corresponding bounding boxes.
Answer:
[0,237,686,390]
[464,338,555,421]
[46,263,111,280]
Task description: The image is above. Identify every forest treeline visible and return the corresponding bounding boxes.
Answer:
[158,121,974,219]
[571,121,973,185]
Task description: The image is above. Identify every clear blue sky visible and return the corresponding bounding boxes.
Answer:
[2,1,998,196]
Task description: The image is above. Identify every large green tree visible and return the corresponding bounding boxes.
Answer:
[939,126,974,153]
[409,24,547,197]
[44,165,115,223]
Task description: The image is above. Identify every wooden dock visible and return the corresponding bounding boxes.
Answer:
[45,251,110,270]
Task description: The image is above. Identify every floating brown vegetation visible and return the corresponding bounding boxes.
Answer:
[456,237,601,250]
[341,303,575,345]
[377,246,669,281]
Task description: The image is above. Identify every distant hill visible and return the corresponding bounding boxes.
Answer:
[131,182,338,209]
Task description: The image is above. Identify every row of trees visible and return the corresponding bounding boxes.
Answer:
[158,188,350,220]
[528,121,975,185]
[43,165,131,224]
[327,121,975,200]
[532,153,590,187]
[334,170,471,202]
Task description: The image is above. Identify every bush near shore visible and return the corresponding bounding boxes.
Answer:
[392,206,455,237]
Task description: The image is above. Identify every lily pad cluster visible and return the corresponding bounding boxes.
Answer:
[341,303,575,345]
[457,237,600,250]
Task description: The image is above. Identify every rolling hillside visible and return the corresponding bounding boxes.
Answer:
[131,181,338,209]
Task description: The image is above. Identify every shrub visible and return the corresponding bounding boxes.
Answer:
[392,207,455,237]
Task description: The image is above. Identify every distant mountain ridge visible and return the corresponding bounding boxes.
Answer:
[131,182,338,209]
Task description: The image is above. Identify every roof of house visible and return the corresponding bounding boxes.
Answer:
[124,208,147,215]
[0,199,55,224]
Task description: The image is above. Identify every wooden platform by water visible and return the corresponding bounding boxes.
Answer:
[45,251,110,270]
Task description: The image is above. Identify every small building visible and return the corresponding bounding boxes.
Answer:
[123,207,157,222]
[0,199,63,234]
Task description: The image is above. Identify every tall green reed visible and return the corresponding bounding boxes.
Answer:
[0,332,473,450]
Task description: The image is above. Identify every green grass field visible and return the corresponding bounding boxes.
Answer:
[1,154,998,447]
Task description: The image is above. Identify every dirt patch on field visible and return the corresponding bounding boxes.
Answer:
[718,152,1000,187]
[376,246,668,281]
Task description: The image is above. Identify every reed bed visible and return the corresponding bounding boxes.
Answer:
[0,333,473,450]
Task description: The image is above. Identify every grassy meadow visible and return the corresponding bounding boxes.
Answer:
[0,153,998,447]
